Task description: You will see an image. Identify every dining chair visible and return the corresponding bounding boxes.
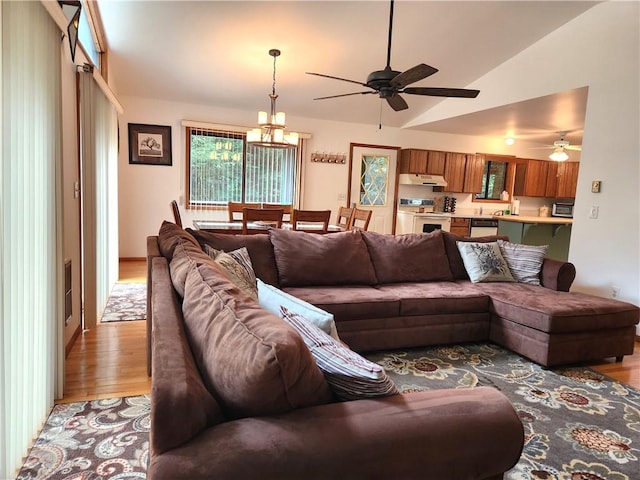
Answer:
[242,208,284,234]
[336,206,354,230]
[291,209,332,233]
[228,201,261,222]
[261,203,293,222]
[350,208,372,231]
[170,200,183,227]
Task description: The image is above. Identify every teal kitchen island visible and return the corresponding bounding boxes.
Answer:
[496,215,573,262]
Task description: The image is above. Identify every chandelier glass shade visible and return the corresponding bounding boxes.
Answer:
[549,147,569,161]
[247,49,299,148]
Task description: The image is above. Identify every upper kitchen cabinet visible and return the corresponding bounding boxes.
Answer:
[463,154,486,194]
[442,152,466,192]
[399,149,447,175]
[546,161,579,198]
[514,158,549,197]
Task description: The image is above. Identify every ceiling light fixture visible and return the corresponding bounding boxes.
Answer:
[247,49,299,148]
[549,147,569,161]
[505,137,515,146]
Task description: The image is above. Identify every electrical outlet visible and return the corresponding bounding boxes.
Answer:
[589,205,599,219]
[612,286,620,298]
[337,193,347,201]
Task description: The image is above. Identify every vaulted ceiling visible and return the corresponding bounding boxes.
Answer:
[97,1,596,147]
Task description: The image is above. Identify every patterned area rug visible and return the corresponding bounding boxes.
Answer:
[18,344,640,479]
[101,283,147,322]
[17,395,149,479]
[367,343,640,480]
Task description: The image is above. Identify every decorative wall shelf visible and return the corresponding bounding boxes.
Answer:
[311,152,346,164]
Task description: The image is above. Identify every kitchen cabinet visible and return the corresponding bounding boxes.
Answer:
[463,154,486,193]
[450,217,470,237]
[545,161,579,198]
[514,158,549,197]
[442,152,466,192]
[399,149,446,175]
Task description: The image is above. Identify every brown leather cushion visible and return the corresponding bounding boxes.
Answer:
[189,230,280,286]
[158,221,200,260]
[442,231,509,280]
[269,229,378,287]
[362,230,454,283]
[181,261,334,419]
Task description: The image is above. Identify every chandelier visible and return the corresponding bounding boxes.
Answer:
[247,49,299,148]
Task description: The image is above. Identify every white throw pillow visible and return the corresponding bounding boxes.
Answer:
[257,279,339,340]
[497,239,548,285]
[279,306,398,401]
[456,241,515,283]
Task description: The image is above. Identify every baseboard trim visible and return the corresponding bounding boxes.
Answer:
[65,324,82,358]
[120,257,145,262]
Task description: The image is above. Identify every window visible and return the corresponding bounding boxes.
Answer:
[475,158,509,200]
[359,154,389,206]
[186,127,299,208]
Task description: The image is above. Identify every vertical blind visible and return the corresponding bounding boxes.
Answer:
[79,70,119,330]
[1,1,63,477]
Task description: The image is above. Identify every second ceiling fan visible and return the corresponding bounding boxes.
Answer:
[306,0,480,112]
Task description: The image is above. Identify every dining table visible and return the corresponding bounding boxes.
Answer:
[192,219,344,233]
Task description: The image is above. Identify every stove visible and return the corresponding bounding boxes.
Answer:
[396,198,451,234]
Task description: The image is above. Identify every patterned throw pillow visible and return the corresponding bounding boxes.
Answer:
[280,306,398,401]
[257,279,339,339]
[498,239,548,285]
[456,241,515,283]
[205,245,258,300]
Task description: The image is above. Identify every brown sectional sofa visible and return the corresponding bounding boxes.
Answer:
[147,222,639,479]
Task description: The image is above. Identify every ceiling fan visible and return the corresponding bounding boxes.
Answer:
[532,131,582,160]
[305,0,480,112]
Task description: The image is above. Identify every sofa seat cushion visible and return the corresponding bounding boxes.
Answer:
[470,282,640,333]
[181,262,334,419]
[374,282,490,316]
[270,229,378,287]
[282,285,400,321]
[361,230,453,283]
[189,230,280,286]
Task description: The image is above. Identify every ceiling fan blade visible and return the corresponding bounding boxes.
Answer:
[391,64,439,88]
[386,93,408,111]
[403,87,480,98]
[313,91,375,100]
[306,72,367,87]
[565,145,582,151]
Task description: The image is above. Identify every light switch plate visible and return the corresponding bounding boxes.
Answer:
[589,205,599,219]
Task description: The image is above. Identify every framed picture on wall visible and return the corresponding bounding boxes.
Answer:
[128,123,172,166]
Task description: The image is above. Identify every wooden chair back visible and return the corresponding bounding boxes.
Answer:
[170,200,182,227]
[242,208,284,234]
[227,201,261,222]
[350,208,372,231]
[291,209,331,233]
[261,203,293,222]
[336,206,354,230]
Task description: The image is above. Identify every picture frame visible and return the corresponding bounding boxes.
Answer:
[128,123,172,166]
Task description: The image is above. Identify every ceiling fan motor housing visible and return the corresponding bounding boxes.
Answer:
[366,67,401,96]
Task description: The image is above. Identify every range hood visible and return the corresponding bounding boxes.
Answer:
[398,173,448,187]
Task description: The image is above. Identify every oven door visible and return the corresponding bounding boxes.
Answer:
[414,216,451,233]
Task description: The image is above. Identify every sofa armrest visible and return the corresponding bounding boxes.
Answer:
[146,236,162,376]
[540,257,576,292]
[150,256,224,456]
[148,386,524,480]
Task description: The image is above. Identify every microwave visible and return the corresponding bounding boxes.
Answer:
[552,202,574,218]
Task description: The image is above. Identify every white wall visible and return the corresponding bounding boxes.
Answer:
[118,2,639,328]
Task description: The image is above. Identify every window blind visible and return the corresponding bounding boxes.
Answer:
[1,1,63,477]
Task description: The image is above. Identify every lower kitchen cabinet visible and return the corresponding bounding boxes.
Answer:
[498,220,572,262]
[450,217,470,237]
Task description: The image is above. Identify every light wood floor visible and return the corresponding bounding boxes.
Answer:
[62,259,640,403]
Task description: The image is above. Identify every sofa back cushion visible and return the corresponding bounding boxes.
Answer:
[269,229,378,287]
[158,221,201,260]
[443,231,509,280]
[181,261,334,419]
[189,230,280,286]
[362,230,454,283]
[169,240,216,297]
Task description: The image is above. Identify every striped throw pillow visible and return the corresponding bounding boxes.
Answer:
[497,239,548,285]
[279,306,398,401]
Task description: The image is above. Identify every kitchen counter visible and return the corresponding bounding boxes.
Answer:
[494,215,573,225]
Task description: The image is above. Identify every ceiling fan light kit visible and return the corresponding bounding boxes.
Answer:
[549,148,569,161]
[247,49,299,148]
[306,0,479,114]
